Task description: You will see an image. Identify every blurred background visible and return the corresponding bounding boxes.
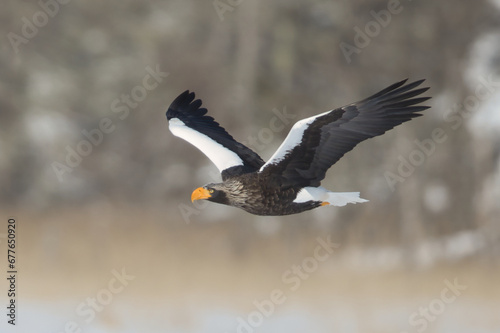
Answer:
[1,0,500,332]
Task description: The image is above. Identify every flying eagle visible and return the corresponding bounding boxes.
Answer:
[166,79,430,216]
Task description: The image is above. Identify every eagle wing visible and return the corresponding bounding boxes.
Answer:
[259,79,431,187]
[166,90,265,180]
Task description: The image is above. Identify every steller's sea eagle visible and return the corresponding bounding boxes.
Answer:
[166,79,430,216]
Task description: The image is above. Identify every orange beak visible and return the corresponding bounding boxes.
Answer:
[191,187,212,202]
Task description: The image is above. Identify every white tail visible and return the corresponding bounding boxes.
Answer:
[324,192,369,207]
[294,187,369,207]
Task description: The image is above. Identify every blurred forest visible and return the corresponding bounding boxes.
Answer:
[2,0,499,256]
[1,0,500,332]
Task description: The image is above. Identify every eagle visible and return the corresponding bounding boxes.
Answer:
[166,79,430,216]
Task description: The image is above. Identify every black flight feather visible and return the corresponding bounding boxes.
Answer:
[166,90,265,179]
[259,79,431,188]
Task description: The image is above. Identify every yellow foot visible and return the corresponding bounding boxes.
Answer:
[321,202,330,206]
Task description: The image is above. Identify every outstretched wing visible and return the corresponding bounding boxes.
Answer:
[259,79,431,187]
[166,90,264,180]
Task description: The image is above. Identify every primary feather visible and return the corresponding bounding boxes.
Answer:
[259,79,430,188]
[166,90,264,180]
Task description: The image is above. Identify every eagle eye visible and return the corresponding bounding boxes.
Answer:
[209,189,214,194]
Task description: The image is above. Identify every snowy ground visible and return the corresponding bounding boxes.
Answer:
[5,297,500,333]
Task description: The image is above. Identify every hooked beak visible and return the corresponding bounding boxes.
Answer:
[191,187,211,202]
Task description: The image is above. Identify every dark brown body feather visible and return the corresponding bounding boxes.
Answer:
[208,173,322,216]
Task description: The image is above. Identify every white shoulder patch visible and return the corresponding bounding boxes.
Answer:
[259,110,331,172]
[168,118,244,173]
